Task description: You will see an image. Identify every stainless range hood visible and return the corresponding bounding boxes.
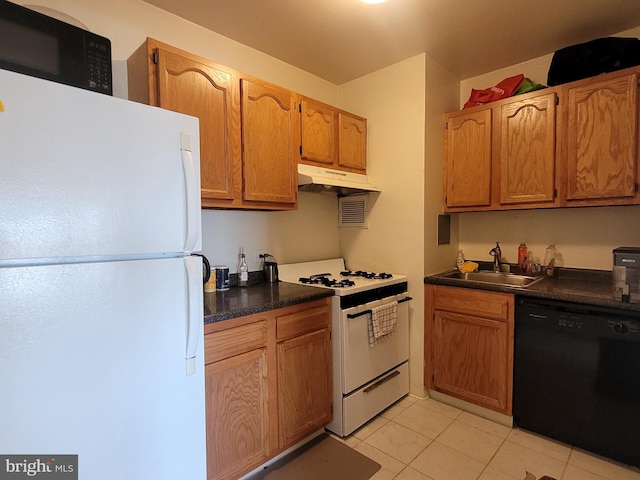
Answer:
[297,164,381,195]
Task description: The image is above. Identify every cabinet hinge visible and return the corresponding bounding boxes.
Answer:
[152,51,158,65]
[553,188,558,198]
[445,121,449,130]
[636,183,639,193]
[556,96,559,106]
[299,103,302,113]
[330,404,333,414]
[432,374,435,383]
[299,145,303,156]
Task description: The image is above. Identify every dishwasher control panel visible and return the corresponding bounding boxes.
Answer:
[607,319,640,336]
[517,297,640,340]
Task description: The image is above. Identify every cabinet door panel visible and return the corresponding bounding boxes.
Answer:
[500,93,557,205]
[565,73,638,202]
[301,98,337,165]
[444,109,492,208]
[206,348,270,480]
[433,310,510,413]
[338,112,367,172]
[241,79,298,204]
[156,48,238,201]
[277,328,332,448]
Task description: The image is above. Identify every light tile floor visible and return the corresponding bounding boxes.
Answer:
[329,396,640,480]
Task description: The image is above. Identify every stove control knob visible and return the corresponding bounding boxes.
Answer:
[614,322,629,334]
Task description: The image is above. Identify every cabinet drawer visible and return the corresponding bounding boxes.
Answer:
[276,305,330,341]
[205,321,267,364]
[433,285,512,321]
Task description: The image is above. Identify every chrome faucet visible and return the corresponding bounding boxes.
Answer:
[489,242,502,273]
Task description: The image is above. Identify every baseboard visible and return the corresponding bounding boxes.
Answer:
[427,390,513,427]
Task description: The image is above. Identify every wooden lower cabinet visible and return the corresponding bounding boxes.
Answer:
[204,298,332,480]
[425,285,514,415]
[205,348,269,480]
[277,328,332,448]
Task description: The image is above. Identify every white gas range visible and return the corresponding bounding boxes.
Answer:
[279,258,411,437]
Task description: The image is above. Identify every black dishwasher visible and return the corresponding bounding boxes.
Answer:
[514,297,640,467]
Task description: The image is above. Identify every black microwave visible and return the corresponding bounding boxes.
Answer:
[0,0,112,95]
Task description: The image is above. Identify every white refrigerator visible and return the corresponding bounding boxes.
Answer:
[0,69,206,479]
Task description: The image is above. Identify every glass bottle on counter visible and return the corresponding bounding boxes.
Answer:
[238,249,249,287]
[544,244,556,277]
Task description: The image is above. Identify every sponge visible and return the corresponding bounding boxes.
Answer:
[458,261,479,273]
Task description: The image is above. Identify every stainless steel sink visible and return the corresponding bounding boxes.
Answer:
[441,270,544,288]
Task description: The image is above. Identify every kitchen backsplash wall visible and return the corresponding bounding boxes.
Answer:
[458,206,640,271]
[201,192,340,272]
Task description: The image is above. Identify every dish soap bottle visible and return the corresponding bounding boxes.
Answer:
[238,249,249,287]
[517,242,528,274]
[456,250,465,268]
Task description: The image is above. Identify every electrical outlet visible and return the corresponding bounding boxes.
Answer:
[253,249,268,265]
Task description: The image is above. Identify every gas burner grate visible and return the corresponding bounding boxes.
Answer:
[299,275,356,288]
[340,270,393,280]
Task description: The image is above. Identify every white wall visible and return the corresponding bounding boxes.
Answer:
[456,26,640,271]
[17,0,345,271]
[337,55,428,396]
[424,57,461,276]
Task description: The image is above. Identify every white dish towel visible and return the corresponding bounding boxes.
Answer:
[368,301,398,348]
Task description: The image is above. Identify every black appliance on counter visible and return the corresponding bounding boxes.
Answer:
[0,0,112,95]
[513,296,640,467]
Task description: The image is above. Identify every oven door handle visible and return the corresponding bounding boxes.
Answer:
[363,370,401,394]
[346,296,412,319]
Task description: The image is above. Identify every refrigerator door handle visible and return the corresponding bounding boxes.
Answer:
[184,255,201,376]
[181,132,199,253]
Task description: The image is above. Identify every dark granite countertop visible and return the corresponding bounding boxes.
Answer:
[204,281,334,324]
[425,264,640,313]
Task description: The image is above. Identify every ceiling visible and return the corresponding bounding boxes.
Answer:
[143,0,640,85]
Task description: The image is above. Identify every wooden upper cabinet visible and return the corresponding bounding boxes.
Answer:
[338,112,367,172]
[442,66,640,212]
[498,92,557,206]
[155,48,239,203]
[562,70,639,205]
[300,98,337,165]
[241,79,299,205]
[300,99,367,174]
[127,38,298,210]
[444,108,492,209]
[127,39,240,205]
